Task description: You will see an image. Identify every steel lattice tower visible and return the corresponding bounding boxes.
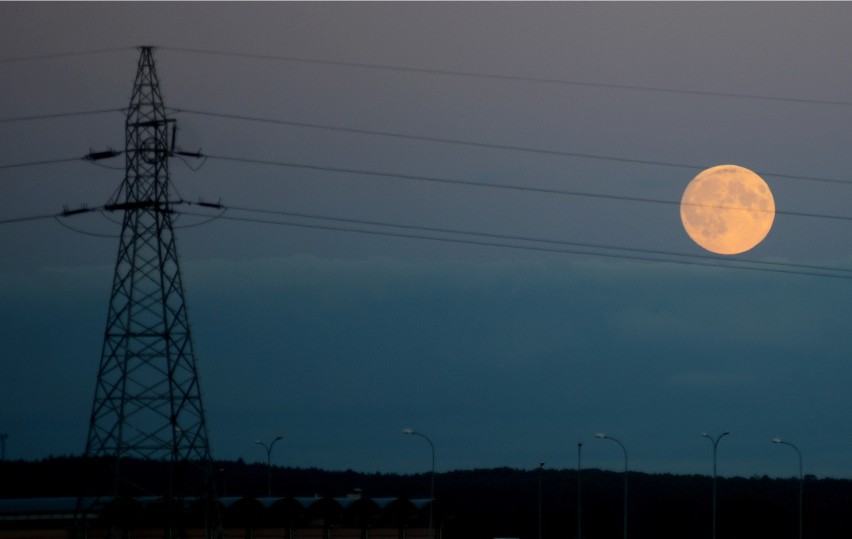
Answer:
[84,47,212,496]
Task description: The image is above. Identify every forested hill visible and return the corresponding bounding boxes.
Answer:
[3,457,852,539]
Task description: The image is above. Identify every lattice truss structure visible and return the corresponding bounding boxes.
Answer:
[84,47,212,485]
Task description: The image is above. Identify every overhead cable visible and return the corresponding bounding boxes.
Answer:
[1,149,122,170]
[222,204,852,277]
[0,157,86,170]
[4,200,850,280]
[202,154,852,222]
[0,47,135,64]
[176,208,852,281]
[158,46,852,108]
[0,213,61,225]
[0,108,127,123]
[5,148,850,224]
[173,107,852,186]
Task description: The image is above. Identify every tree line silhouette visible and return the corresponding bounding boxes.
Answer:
[2,457,852,538]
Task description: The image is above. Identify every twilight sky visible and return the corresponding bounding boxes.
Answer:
[3,2,852,480]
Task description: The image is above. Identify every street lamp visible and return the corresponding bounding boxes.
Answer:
[255,435,282,497]
[403,428,435,539]
[577,442,583,539]
[773,437,803,539]
[595,433,628,539]
[701,432,730,539]
[537,461,545,539]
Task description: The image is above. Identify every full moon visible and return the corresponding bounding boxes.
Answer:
[680,165,775,255]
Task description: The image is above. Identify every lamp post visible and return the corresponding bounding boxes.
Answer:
[538,461,545,539]
[577,442,583,539]
[595,433,628,539]
[701,431,730,539]
[403,428,435,539]
[773,437,803,539]
[255,435,282,497]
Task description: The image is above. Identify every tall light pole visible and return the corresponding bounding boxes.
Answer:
[255,435,282,497]
[595,433,628,539]
[577,442,583,539]
[773,437,803,539]
[403,428,435,539]
[701,431,730,539]
[537,461,545,539]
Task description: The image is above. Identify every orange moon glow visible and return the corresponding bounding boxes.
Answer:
[680,165,775,255]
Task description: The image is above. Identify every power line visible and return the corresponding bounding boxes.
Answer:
[172,107,710,171]
[1,149,122,170]
[0,213,61,225]
[5,105,850,189]
[173,108,852,187]
[202,153,852,223]
[0,157,85,170]
[0,47,135,64]
[222,204,852,277]
[177,208,852,281]
[4,200,849,279]
[205,152,683,201]
[5,148,851,225]
[0,42,847,276]
[5,45,847,108]
[158,46,852,108]
[0,108,126,123]
[53,215,118,238]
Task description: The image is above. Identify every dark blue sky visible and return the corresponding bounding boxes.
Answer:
[3,2,852,479]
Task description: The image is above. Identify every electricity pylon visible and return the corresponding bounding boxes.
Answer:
[84,47,213,501]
